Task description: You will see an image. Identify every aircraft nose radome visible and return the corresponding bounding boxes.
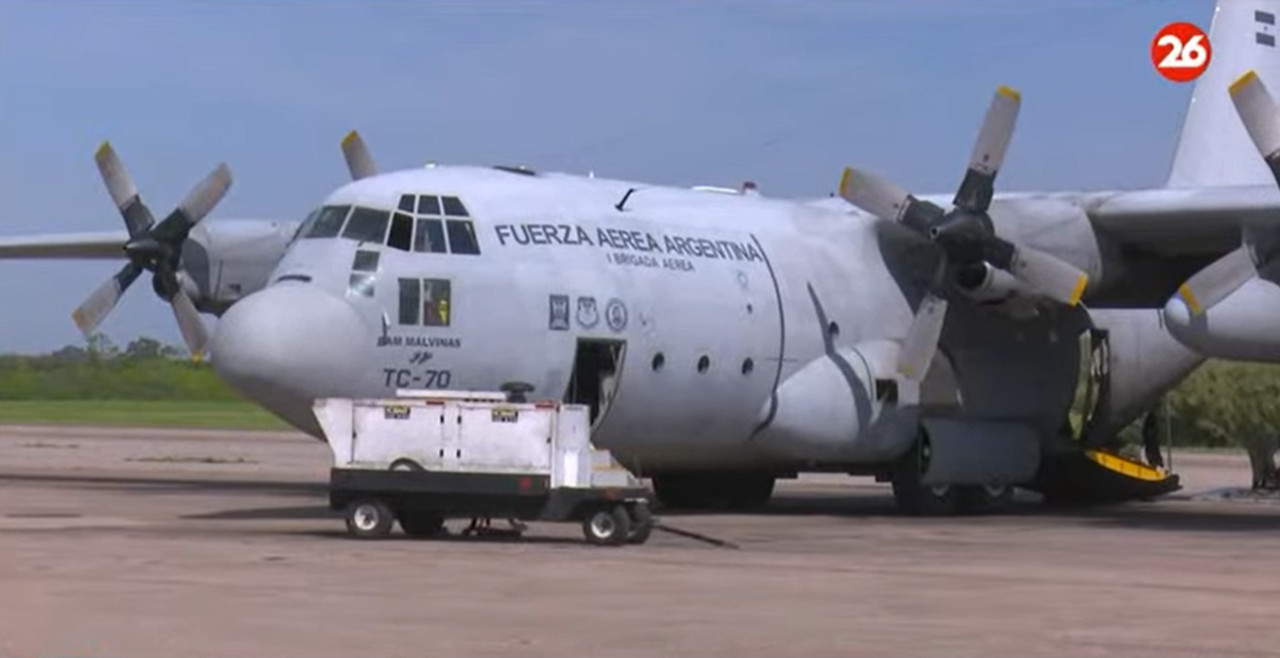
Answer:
[210,284,367,435]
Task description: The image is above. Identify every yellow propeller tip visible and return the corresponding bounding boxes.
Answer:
[996,85,1021,102]
[1067,275,1089,306]
[1177,283,1204,316]
[838,167,854,198]
[341,130,360,147]
[1230,70,1259,95]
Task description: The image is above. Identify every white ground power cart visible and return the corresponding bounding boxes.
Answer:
[314,386,654,546]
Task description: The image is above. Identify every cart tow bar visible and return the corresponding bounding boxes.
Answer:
[653,522,739,550]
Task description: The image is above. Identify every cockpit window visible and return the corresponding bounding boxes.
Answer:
[304,205,351,239]
[387,213,413,252]
[342,207,391,243]
[398,194,415,213]
[293,208,321,241]
[445,219,480,255]
[414,218,447,253]
[417,195,442,216]
[442,196,469,217]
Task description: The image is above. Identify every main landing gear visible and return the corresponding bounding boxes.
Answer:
[889,446,1015,516]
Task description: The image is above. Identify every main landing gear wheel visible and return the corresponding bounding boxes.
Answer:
[892,478,961,516]
[626,502,655,545]
[891,443,960,516]
[345,498,395,539]
[582,505,632,546]
[957,484,1014,514]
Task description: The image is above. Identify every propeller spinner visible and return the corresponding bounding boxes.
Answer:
[837,86,1089,381]
[72,142,230,360]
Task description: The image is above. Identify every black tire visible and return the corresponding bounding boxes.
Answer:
[626,502,655,544]
[389,459,423,471]
[582,506,632,546]
[957,484,1015,515]
[892,478,961,516]
[399,512,446,537]
[345,498,395,539]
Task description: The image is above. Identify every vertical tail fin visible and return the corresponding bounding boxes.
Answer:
[1167,0,1280,188]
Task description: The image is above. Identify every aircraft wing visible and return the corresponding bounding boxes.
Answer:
[1080,186,1280,257]
[0,231,128,259]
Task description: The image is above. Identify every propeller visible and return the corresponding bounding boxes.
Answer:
[71,142,230,360]
[1174,69,1280,317]
[837,86,1089,381]
[341,130,377,180]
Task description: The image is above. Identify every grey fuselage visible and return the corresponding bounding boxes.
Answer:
[207,165,1196,474]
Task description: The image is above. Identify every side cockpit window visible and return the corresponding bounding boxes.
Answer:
[303,205,351,239]
[342,207,391,244]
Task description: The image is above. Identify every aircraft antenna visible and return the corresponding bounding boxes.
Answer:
[615,187,637,212]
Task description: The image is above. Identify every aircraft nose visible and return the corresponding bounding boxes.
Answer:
[210,283,367,435]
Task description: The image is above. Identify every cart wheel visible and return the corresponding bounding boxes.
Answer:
[626,502,654,545]
[582,506,632,546]
[345,498,394,539]
[399,513,446,538]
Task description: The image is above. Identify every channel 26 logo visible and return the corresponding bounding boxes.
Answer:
[1151,22,1211,82]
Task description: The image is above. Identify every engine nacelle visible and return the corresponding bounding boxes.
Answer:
[753,339,920,463]
[1163,276,1280,361]
[178,220,299,316]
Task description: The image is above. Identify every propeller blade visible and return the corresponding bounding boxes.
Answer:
[954,86,1021,213]
[176,163,232,225]
[150,163,232,246]
[94,141,155,239]
[169,288,210,360]
[1229,70,1280,186]
[838,167,944,230]
[1006,245,1089,306]
[898,293,948,381]
[1175,246,1256,316]
[71,262,144,336]
[341,130,377,181]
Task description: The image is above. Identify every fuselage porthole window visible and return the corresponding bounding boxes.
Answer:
[445,219,481,255]
[303,205,351,239]
[342,207,392,244]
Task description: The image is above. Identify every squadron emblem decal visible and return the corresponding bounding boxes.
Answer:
[548,294,570,331]
[576,296,599,329]
[605,298,628,332]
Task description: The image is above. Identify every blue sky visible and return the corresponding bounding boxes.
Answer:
[0,0,1209,353]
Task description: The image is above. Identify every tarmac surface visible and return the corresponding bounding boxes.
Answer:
[1,424,1279,657]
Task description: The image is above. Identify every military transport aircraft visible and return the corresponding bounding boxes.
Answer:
[1,0,1273,515]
